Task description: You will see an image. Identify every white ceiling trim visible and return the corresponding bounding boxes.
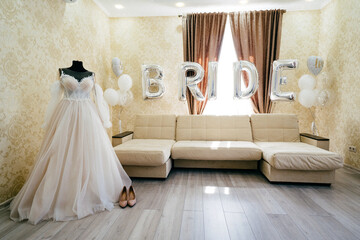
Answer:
[92,0,333,18]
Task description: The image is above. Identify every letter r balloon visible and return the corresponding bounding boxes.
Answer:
[179,62,205,101]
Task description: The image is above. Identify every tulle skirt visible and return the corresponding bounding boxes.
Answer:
[10,98,131,225]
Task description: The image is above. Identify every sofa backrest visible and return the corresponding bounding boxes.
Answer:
[250,114,300,142]
[133,114,177,140]
[176,115,253,141]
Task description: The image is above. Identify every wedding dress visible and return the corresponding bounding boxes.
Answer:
[10,72,131,225]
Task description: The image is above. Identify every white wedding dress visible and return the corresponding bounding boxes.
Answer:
[10,72,131,225]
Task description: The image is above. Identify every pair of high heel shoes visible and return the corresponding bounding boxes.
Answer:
[119,186,136,208]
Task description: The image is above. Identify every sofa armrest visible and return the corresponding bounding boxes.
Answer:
[112,131,133,147]
[300,133,329,150]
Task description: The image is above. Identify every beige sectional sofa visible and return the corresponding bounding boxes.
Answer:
[113,114,343,184]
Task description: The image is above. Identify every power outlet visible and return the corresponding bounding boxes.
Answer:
[349,146,357,153]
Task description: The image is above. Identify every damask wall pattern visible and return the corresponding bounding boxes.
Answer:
[316,0,360,169]
[272,10,321,133]
[0,0,112,203]
[109,17,188,133]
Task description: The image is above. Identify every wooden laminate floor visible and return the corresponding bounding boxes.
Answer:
[1,167,360,240]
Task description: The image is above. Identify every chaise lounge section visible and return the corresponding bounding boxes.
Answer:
[114,115,176,178]
[251,114,343,184]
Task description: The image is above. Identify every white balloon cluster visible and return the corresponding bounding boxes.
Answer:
[298,74,317,108]
[298,56,330,108]
[104,57,133,107]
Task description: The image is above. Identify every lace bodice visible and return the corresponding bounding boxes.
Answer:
[61,74,94,100]
[42,73,112,129]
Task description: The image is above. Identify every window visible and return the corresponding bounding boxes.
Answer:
[203,21,254,116]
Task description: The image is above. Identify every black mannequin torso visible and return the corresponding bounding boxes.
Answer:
[60,61,93,82]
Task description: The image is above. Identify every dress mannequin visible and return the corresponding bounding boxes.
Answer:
[10,60,133,225]
[60,60,93,81]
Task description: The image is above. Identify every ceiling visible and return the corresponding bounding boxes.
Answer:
[92,0,331,18]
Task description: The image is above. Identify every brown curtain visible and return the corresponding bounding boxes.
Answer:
[183,13,227,115]
[229,10,285,113]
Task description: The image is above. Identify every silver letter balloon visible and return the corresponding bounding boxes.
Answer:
[270,59,299,101]
[233,61,259,99]
[207,62,218,100]
[141,64,165,100]
[179,62,205,101]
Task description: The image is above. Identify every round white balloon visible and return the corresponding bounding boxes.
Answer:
[118,74,133,92]
[298,74,316,90]
[313,89,320,106]
[104,88,119,106]
[117,90,128,106]
[298,89,317,108]
[126,91,134,104]
[121,91,133,106]
[317,89,330,106]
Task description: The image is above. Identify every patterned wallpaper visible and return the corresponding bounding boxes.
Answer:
[109,17,188,133]
[316,0,360,169]
[272,10,320,133]
[0,0,111,203]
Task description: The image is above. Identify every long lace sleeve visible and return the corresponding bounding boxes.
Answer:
[42,81,64,129]
[94,83,112,128]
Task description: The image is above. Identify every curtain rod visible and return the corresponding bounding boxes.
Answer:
[178,9,286,17]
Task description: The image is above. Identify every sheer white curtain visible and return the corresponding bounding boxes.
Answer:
[203,21,253,116]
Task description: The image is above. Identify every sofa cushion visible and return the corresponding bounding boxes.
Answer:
[251,114,300,142]
[255,142,343,170]
[172,141,262,161]
[176,115,253,141]
[114,139,175,166]
[133,115,176,140]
